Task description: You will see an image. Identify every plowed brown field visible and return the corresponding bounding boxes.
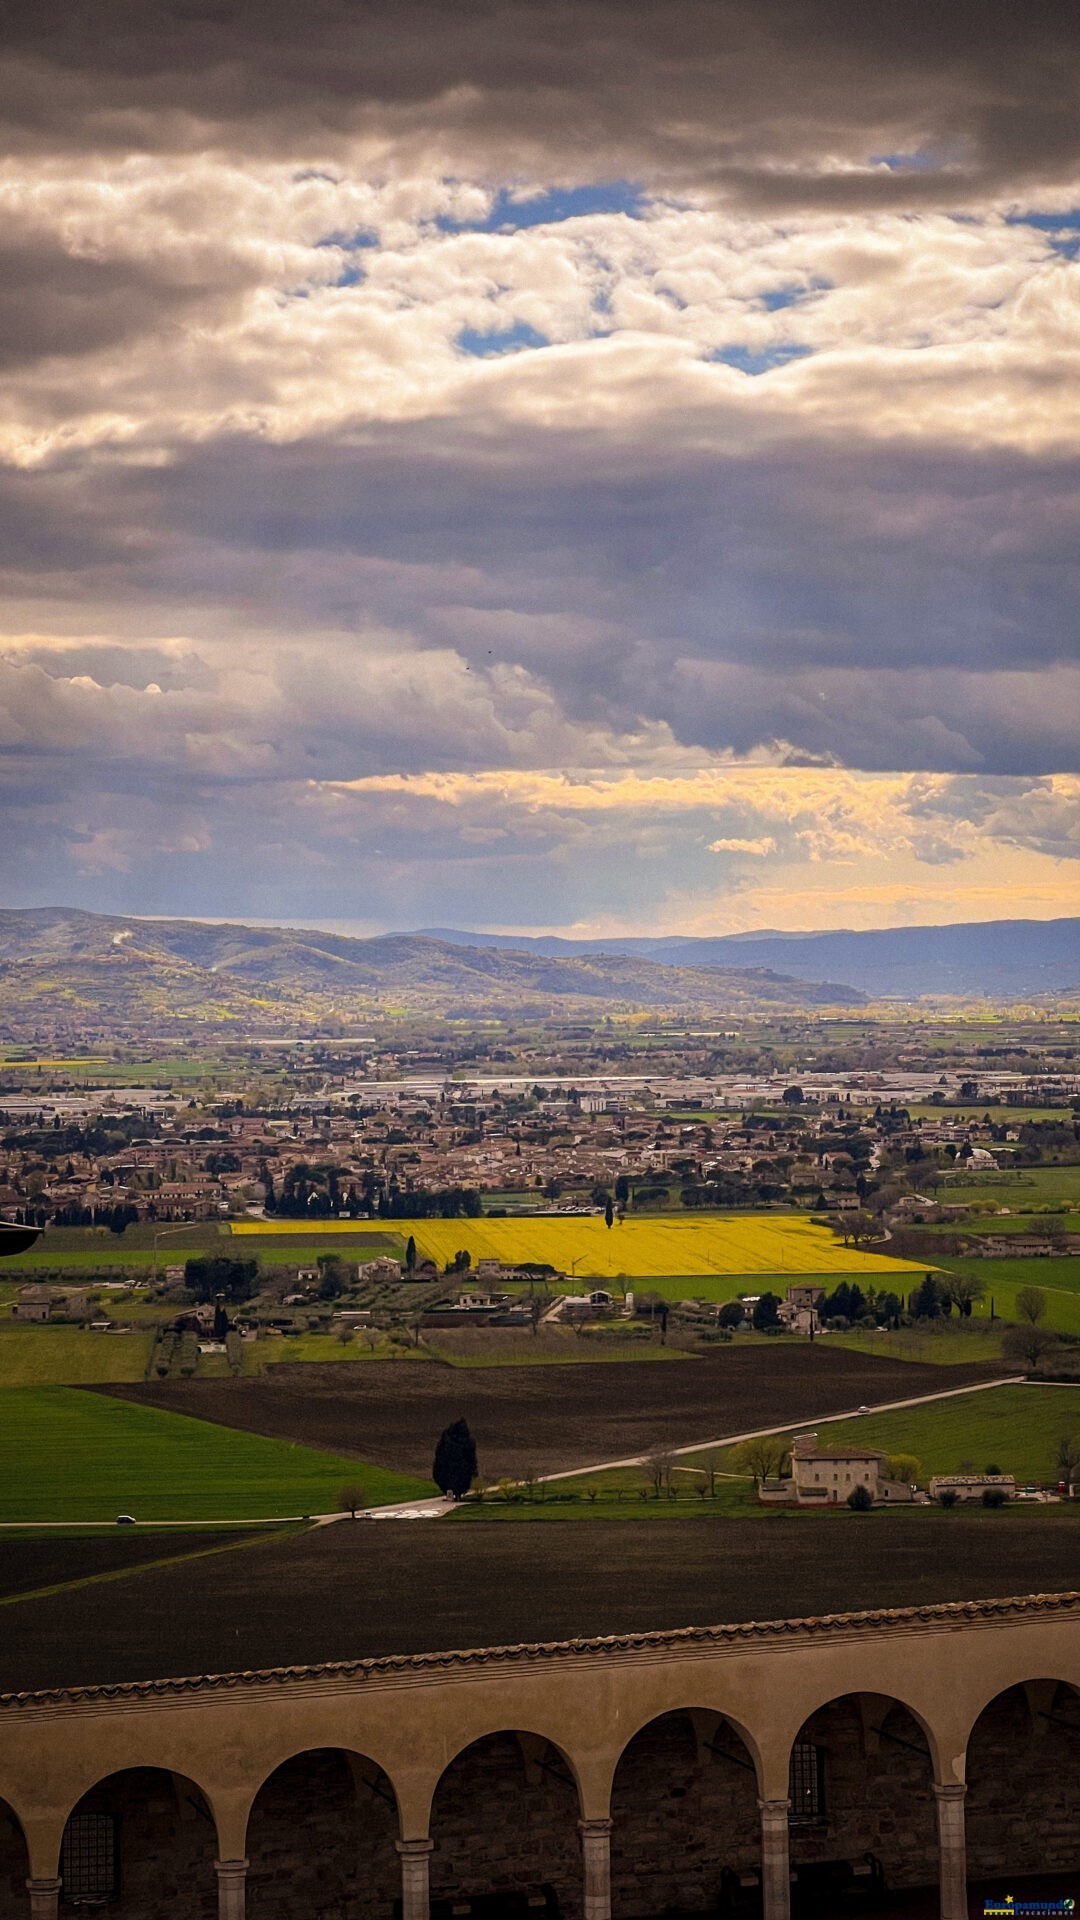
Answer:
[100,1345,999,1479]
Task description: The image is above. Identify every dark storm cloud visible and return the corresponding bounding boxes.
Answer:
[0,232,246,369]
[2,0,1079,207]
[5,424,1077,765]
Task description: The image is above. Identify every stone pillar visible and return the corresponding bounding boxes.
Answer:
[396,1837,433,1920]
[578,1817,612,1920]
[934,1783,967,1920]
[215,1858,248,1920]
[25,1881,61,1920]
[758,1799,791,1920]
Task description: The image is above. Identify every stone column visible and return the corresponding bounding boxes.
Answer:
[25,1881,61,1920]
[396,1837,433,1920]
[215,1858,248,1920]
[578,1817,612,1920]
[934,1783,967,1920]
[758,1799,791,1920]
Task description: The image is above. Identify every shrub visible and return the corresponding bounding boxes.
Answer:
[938,1488,958,1509]
[982,1488,1007,1509]
[846,1484,873,1511]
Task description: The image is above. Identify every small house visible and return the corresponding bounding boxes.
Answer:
[760,1431,916,1507]
[13,1286,57,1322]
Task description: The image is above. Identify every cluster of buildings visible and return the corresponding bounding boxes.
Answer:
[3,1055,1074,1238]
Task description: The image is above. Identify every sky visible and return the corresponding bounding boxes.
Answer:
[1,0,1079,939]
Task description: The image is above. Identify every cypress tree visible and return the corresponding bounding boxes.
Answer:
[433,1418,478,1498]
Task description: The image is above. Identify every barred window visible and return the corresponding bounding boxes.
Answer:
[789,1742,826,1821]
[61,1812,118,1905]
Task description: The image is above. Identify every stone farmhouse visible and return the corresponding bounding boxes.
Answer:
[761,1431,917,1507]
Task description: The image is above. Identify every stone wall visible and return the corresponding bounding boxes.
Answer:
[68,1771,218,1918]
[966,1685,1080,1880]
[790,1699,938,1891]
[610,1712,760,1917]
[430,1733,582,1919]
[1,1802,28,1919]
[246,1751,399,1920]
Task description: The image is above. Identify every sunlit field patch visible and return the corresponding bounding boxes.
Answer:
[232,1213,929,1283]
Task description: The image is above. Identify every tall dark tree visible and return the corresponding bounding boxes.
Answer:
[185,1254,258,1304]
[604,1196,614,1229]
[432,1418,478,1499]
[752,1291,782,1331]
[405,1234,417,1271]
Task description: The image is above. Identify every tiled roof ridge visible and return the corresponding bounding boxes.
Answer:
[3,1589,1079,1708]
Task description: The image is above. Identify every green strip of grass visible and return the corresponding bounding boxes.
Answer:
[0,1327,155,1386]
[0,1387,429,1523]
[0,1526,294,1609]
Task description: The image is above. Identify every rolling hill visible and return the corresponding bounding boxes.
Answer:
[0,908,863,1031]
[417,917,1080,999]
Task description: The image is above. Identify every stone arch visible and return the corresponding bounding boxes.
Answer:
[58,1769,218,1917]
[965,1678,1080,1891]
[244,1746,400,1920]
[0,1796,28,1918]
[610,1707,762,1917]
[429,1729,584,1919]
[786,1691,938,1898]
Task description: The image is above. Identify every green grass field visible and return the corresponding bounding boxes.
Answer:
[902,1106,1074,1124]
[0,1328,155,1386]
[2,1224,405,1275]
[935,1165,1080,1210]
[934,1255,1080,1335]
[0,1388,430,1523]
[241,1332,422,1372]
[426,1327,691,1367]
[828,1325,1006,1366]
[808,1383,1080,1484]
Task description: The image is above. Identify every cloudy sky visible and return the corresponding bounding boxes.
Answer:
[2,0,1079,937]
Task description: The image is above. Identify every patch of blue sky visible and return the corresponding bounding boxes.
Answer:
[1006,209,1080,256]
[438,181,645,235]
[315,228,379,251]
[334,264,366,288]
[457,321,551,357]
[707,344,813,376]
[760,279,831,312]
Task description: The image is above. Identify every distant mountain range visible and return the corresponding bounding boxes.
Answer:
[415,917,1080,999]
[0,908,864,1031]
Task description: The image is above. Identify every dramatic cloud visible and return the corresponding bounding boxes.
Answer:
[0,2,1078,931]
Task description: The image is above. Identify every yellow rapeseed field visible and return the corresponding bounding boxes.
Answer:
[232,1213,927,1283]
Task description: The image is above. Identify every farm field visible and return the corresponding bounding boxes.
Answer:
[241,1332,427,1372]
[934,1255,1080,1335]
[803,1381,1080,1486]
[828,1325,1006,1366]
[7,1510,1080,1693]
[0,1530,255,1603]
[0,1327,154,1386]
[0,1388,429,1524]
[901,1105,1074,1123]
[108,1344,1000,1481]
[231,1212,928,1286]
[2,1226,404,1275]
[424,1327,690,1367]
[934,1166,1080,1210]
[925,1213,1076,1234]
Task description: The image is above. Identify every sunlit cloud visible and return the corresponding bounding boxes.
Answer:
[2,3,1079,932]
